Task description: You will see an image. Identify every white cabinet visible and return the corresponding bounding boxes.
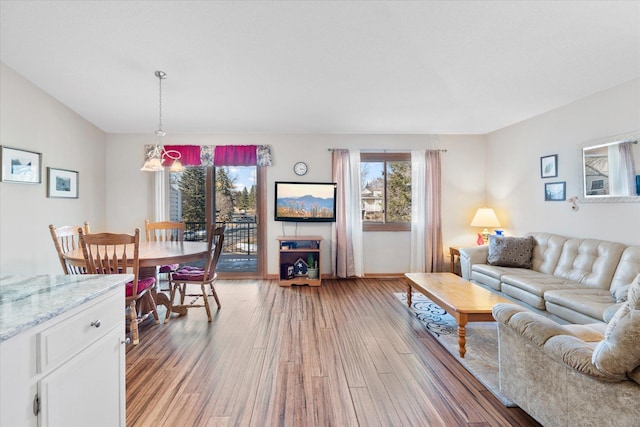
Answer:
[0,287,126,427]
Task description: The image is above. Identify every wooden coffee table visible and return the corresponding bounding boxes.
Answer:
[404,272,512,358]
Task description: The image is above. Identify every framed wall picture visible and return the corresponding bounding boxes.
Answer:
[0,146,42,184]
[47,167,79,198]
[540,154,558,178]
[545,181,566,201]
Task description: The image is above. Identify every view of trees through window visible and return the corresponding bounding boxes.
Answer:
[170,165,259,273]
[360,153,411,228]
[170,167,257,225]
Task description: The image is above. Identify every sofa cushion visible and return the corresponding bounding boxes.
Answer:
[544,288,616,322]
[487,235,535,268]
[592,273,640,379]
[502,273,582,298]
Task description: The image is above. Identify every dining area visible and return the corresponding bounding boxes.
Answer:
[0,220,225,426]
[49,220,225,345]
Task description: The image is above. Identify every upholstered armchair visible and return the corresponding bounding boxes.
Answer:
[492,273,640,427]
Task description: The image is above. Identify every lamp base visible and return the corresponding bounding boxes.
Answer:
[480,228,490,245]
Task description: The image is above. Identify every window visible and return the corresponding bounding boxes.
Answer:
[360,152,411,231]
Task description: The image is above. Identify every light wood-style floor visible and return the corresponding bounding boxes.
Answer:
[126,278,540,426]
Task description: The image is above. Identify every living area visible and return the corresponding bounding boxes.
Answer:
[1,2,640,426]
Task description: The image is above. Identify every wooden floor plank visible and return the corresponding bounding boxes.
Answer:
[126,278,540,426]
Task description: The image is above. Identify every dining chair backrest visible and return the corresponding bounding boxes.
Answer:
[49,221,91,274]
[203,226,225,281]
[79,228,159,345]
[144,219,185,242]
[78,228,141,295]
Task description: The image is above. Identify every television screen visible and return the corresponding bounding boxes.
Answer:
[274,181,337,222]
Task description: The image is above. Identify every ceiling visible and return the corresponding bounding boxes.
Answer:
[1,1,639,135]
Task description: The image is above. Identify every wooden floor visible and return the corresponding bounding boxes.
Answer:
[126,278,540,426]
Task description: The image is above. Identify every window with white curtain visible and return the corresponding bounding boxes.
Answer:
[360,152,411,231]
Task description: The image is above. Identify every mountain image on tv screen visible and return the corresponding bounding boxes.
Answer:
[275,182,336,221]
[277,194,334,218]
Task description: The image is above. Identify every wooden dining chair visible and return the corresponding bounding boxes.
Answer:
[49,221,91,274]
[144,219,186,284]
[167,226,225,322]
[78,228,159,345]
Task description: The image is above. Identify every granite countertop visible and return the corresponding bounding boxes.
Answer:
[0,274,133,342]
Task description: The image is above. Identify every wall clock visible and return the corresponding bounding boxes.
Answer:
[294,161,308,176]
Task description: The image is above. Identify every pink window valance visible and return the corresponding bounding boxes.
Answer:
[162,145,202,166]
[214,145,257,166]
[143,144,272,168]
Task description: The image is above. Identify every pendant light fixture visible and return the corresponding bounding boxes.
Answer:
[140,71,184,172]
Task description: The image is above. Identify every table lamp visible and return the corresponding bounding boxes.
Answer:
[470,208,501,244]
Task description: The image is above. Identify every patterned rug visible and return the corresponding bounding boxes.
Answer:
[395,292,515,407]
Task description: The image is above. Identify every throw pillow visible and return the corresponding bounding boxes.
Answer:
[592,273,640,379]
[487,235,535,268]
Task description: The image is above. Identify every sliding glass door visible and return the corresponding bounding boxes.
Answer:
[169,165,266,278]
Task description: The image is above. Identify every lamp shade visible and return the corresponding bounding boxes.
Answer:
[470,208,501,228]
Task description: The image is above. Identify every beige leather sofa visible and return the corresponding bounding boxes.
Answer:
[459,232,640,324]
[492,273,640,427]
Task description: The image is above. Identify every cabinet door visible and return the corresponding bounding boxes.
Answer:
[38,326,125,427]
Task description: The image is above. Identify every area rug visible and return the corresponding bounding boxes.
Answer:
[395,292,515,407]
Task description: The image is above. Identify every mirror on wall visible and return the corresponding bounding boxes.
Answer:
[580,130,640,203]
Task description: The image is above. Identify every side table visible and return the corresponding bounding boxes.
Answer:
[449,246,461,277]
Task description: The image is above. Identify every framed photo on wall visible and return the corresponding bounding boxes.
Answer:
[47,167,79,198]
[0,146,42,184]
[545,181,566,201]
[540,154,558,178]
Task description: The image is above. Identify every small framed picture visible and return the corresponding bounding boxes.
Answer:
[0,146,42,184]
[540,154,558,178]
[545,181,566,201]
[47,167,79,198]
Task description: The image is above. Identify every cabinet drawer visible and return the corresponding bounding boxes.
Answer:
[37,291,121,373]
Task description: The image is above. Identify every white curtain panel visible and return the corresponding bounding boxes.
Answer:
[154,169,166,222]
[410,150,427,272]
[609,142,637,196]
[331,149,364,278]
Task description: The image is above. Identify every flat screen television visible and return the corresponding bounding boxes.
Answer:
[274,181,337,222]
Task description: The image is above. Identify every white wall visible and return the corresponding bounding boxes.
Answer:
[0,63,107,274]
[106,133,486,276]
[8,65,636,277]
[486,78,640,245]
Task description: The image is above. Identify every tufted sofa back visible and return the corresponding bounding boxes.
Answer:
[553,239,626,289]
[527,232,567,274]
[610,246,640,294]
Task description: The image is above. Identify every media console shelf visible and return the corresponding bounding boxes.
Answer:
[277,235,322,287]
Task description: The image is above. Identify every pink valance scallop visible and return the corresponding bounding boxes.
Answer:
[162,145,202,166]
[214,145,257,166]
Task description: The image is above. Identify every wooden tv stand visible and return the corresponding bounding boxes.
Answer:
[277,236,322,286]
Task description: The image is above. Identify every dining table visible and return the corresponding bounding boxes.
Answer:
[63,240,209,314]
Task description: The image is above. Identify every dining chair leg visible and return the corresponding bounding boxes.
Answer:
[146,292,160,325]
[179,284,186,305]
[129,300,139,345]
[210,283,221,309]
[165,280,178,322]
[201,283,212,322]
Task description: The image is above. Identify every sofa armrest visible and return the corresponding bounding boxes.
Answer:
[543,335,612,380]
[458,245,489,280]
[493,303,617,381]
[494,303,574,346]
